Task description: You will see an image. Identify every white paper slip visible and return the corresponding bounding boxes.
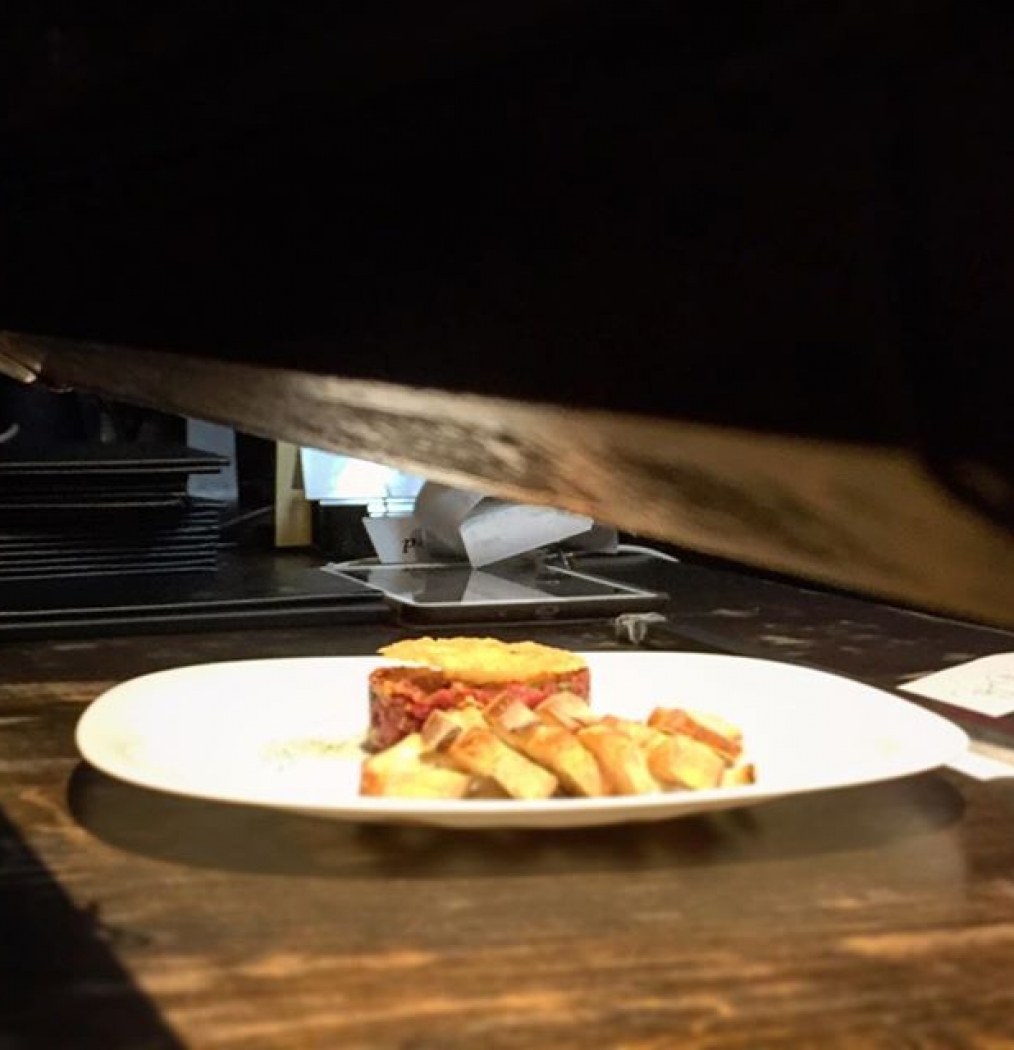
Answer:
[899,653,1014,717]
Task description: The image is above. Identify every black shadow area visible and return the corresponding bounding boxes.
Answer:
[0,806,182,1050]
[68,762,965,881]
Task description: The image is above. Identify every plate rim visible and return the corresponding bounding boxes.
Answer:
[74,650,971,821]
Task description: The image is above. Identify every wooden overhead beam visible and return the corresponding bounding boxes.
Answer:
[4,328,1014,630]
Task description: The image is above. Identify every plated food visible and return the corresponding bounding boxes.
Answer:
[362,636,755,800]
[75,649,969,828]
[367,636,591,750]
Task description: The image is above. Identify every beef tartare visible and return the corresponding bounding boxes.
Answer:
[367,637,590,750]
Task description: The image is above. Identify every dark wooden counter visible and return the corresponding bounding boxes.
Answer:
[3,557,1014,1049]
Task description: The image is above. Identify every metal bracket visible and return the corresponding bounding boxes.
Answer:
[613,611,668,646]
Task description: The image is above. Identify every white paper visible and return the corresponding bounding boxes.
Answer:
[414,482,593,565]
[362,515,428,564]
[899,653,1014,717]
[459,501,593,567]
[413,482,486,557]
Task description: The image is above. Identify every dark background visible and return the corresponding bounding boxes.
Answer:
[1,2,1013,480]
[0,379,276,513]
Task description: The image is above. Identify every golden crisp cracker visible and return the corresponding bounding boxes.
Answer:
[377,636,586,684]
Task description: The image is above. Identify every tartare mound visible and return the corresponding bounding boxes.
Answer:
[367,638,591,751]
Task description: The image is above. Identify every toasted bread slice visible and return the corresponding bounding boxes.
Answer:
[419,705,487,752]
[646,734,727,790]
[576,724,661,795]
[688,710,743,758]
[360,733,475,798]
[534,691,599,731]
[466,778,512,799]
[420,709,464,751]
[487,698,606,797]
[599,715,723,790]
[516,724,607,798]
[648,707,743,762]
[484,694,542,731]
[721,762,757,787]
[444,704,487,729]
[599,714,662,749]
[445,726,559,800]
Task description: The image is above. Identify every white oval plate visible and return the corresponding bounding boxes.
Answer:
[75,651,968,829]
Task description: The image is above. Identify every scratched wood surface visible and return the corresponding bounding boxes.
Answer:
[3,560,1014,1049]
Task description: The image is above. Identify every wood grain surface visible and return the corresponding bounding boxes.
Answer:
[3,560,1014,1049]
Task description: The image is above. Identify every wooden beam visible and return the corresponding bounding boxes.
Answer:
[4,329,1014,629]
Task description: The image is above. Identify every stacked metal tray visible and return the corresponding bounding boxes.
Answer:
[0,444,228,582]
